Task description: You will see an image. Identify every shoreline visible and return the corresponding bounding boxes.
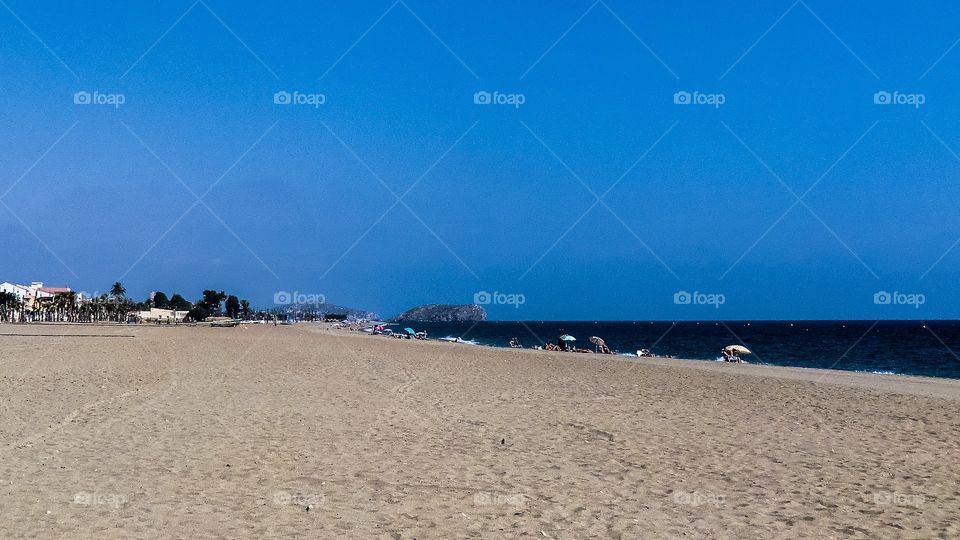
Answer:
[347,321,960,383]
[335,325,960,400]
[6,319,960,385]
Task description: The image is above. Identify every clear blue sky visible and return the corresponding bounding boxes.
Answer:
[2,0,959,320]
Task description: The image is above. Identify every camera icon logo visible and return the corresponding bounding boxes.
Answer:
[673,290,692,305]
[74,91,91,105]
[274,90,292,105]
[473,91,492,105]
[73,492,92,505]
[873,291,892,305]
[873,91,891,105]
[473,291,492,304]
[673,91,691,105]
[273,291,292,305]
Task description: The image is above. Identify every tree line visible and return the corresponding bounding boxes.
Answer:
[0,282,259,323]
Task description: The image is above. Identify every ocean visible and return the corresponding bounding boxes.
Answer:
[388,320,960,379]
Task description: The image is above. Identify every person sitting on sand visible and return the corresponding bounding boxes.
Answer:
[721,349,742,363]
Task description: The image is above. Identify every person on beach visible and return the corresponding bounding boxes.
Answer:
[721,348,742,363]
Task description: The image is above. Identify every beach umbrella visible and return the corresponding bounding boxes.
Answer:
[589,336,608,353]
[723,345,752,355]
[404,327,416,335]
[559,334,576,341]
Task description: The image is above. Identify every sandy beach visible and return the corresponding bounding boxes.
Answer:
[1,323,958,539]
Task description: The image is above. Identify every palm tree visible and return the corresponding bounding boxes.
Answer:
[107,283,129,322]
[0,292,21,322]
[51,292,65,321]
[110,282,126,300]
[93,293,111,322]
[52,291,77,322]
[33,295,53,321]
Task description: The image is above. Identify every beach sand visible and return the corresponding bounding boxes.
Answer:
[1,323,958,538]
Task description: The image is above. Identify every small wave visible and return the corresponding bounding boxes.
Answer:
[856,369,896,375]
[439,336,479,345]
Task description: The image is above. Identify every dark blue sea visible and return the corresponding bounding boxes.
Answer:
[389,320,960,379]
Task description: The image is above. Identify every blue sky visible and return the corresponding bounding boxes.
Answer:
[1,0,959,320]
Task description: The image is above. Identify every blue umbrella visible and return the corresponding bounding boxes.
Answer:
[404,327,416,335]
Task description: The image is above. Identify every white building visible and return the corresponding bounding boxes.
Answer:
[137,308,187,322]
[0,282,31,301]
[0,281,76,309]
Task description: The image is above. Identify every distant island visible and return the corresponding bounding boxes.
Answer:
[393,304,487,322]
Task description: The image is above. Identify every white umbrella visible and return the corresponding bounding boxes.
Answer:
[723,345,752,355]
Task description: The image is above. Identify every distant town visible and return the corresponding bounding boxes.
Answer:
[0,280,275,324]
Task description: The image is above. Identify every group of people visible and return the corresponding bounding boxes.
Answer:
[390,330,427,340]
[369,325,427,340]
[525,334,616,354]
[540,339,595,353]
[364,325,751,362]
